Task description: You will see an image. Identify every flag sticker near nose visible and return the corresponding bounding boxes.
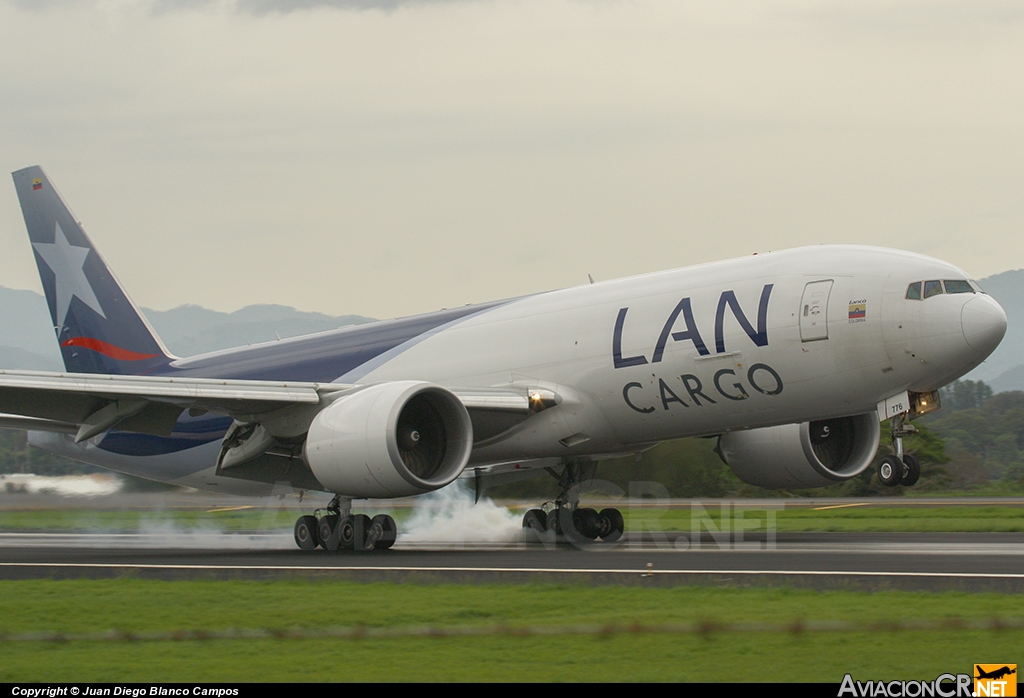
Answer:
[849,300,866,322]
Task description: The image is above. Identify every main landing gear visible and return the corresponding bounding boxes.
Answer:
[293,495,397,552]
[521,460,625,543]
[877,412,921,488]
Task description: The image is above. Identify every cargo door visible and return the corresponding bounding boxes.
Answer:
[800,280,833,342]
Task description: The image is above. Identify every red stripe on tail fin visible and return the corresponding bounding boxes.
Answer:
[60,337,160,361]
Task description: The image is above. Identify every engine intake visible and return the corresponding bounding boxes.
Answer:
[717,413,880,489]
[305,381,473,497]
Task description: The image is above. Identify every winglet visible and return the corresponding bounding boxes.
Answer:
[12,166,175,375]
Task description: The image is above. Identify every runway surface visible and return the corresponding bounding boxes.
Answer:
[3,493,1023,590]
[2,530,1023,591]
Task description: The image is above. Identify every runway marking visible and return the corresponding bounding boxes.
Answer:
[2,561,1024,580]
[205,506,258,513]
[812,503,870,511]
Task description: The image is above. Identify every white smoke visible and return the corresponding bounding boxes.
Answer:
[0,473,122,498]
[135,519,295,549]
[398,481,523,546]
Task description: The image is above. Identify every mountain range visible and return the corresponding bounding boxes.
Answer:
[0,269,1020,390]
[0,285,372,371]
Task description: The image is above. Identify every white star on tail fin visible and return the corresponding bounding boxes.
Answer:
[32,222,107,327]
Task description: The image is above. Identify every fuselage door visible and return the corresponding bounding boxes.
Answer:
[800,280,833,342]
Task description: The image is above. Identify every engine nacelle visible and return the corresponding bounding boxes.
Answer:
[717,413,880,489]
[305,381,473,498]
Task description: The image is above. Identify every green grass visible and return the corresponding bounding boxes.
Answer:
[5,632,1018,682]
[0,506,304,531]
[1,579,1022,681]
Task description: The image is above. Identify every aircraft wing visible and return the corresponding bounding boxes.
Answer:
[0,369,536,443]
[0,369,334,442]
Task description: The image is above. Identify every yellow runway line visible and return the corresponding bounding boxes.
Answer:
[205,505,257,513]
[812,503,871,511]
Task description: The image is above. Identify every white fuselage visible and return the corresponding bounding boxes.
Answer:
[345,245,1000,465]
[34,245,1005,494]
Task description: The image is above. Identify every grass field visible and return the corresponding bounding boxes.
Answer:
[2,500,1024,532]
[1,579,1021,682]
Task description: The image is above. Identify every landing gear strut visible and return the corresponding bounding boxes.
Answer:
[292,495,397,552]
[878,412,921,487]
[521,459,624,543]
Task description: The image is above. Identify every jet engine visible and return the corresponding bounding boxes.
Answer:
[304,381,473,498]
[717,413,880,489]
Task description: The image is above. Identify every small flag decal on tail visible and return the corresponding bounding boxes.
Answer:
[32,178,42,191]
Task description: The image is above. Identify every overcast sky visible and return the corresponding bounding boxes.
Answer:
[1,0,1022,319]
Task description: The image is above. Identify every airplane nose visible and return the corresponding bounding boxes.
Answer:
[961,295,1007,355]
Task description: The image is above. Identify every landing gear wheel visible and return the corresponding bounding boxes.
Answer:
[522,509,547,533]
[901,453,921,487]
[371,514,397,550]
[336,517,355,550]
[318,514,340,551]
[598,508,624,543]
[352,514,375,552]
[878,455,904,487]
[572,507,601,540]
[294,515,319,551]
[547,507,566,535]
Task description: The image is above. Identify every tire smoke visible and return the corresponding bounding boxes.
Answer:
[398,480,522,544]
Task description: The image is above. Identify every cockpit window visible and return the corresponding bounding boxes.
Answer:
[908,279,977,300]
[943,280,974,294]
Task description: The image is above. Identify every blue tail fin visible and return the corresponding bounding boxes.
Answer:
[12,166,175,375]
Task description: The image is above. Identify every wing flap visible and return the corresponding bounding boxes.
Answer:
[0,413,79,434]
[0,370,324,404]
[0,370,335,436]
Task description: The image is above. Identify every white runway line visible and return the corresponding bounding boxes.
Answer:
[3,531,1024,555]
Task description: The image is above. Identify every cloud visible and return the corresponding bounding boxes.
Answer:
[776,0,1024,31]
[6,0,475,12]
[1,0,1021,318]
[238,0,470,13]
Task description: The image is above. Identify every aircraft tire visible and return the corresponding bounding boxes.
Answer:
[294,515,320,551]
[318,514,340,551]
[547,507,564,535]
[522,509,547,532]
[878,455,904,487]
[372,514,397,550]
[353,514,375,552]
[598,508,624,543]
[573,508,601,540]
[337,517,355,550]
[901,454,921,487]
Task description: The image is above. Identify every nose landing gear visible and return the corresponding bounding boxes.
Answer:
[292,495,397,552]
[877,412,921,487]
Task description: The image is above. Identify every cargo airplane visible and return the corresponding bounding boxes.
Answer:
[1,166,1007,550]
